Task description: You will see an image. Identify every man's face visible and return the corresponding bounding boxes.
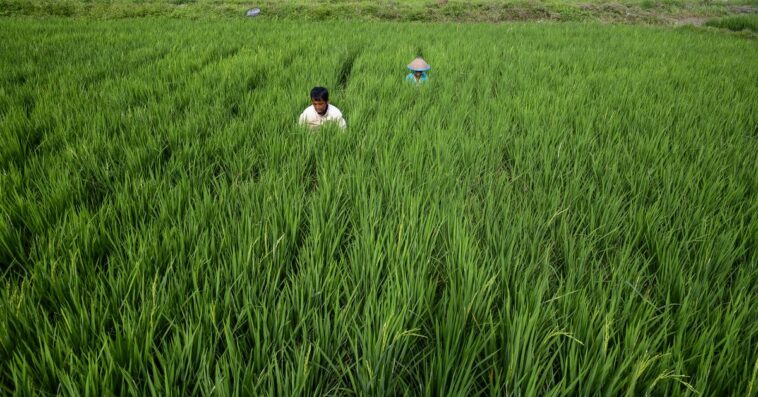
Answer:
[414,71,422,79]
[312,99,328,115]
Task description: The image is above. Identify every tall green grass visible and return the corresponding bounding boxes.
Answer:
[1,17,757,395]
[706,14,758,33]
[1,0,755,22]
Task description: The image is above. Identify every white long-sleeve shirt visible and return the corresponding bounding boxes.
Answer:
[298,104,347,129]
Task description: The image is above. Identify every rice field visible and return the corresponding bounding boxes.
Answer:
[1,17,757,395]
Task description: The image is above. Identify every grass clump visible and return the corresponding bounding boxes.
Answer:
[705,14,758,32]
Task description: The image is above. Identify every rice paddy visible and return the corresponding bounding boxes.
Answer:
[1,17,757,395]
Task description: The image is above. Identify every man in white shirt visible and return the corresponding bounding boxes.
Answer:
[298,87,347,129]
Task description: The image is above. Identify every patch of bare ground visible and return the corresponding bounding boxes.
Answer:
[671,16,708,26]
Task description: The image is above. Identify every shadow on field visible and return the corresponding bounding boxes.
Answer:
[337,49,361,92]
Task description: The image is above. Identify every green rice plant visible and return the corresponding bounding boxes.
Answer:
[705,14,758,33]
[0,16,756,396]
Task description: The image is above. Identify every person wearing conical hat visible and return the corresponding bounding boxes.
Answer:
[406,57,430,84]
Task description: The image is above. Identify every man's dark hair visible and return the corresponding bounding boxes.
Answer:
[310,87,329,101]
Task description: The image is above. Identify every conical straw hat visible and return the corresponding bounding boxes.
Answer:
[407,57,431,71]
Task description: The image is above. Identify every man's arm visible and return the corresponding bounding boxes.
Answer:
[298,110,307,125]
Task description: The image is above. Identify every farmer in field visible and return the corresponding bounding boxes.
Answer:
[298,86,347,129]
[406,57,430,84]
